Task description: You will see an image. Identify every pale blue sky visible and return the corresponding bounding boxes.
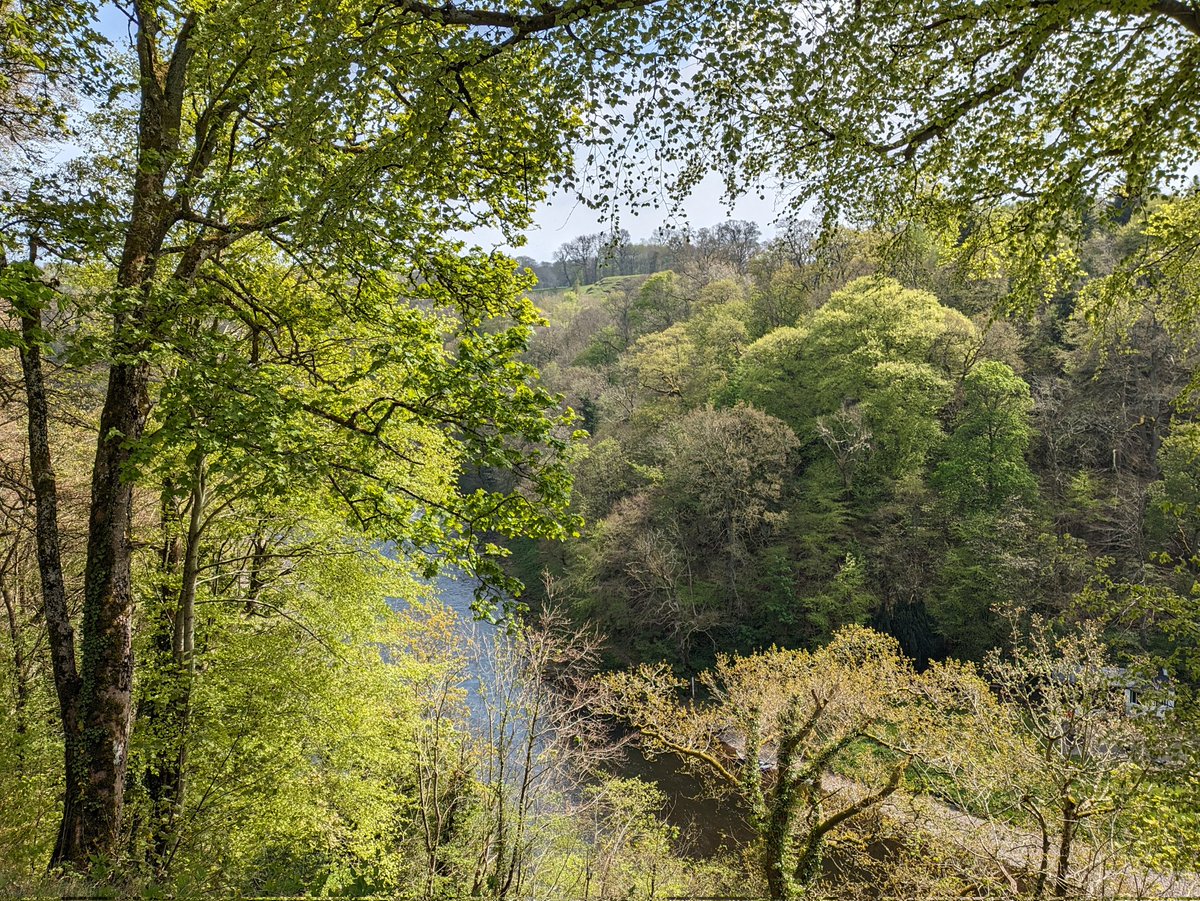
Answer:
[510,174,792,260]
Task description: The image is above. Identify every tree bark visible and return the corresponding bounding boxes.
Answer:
[1,576,29,737]
[148,454,204,870]
[763,711,803,901]
[1053,797,1078,899]
[138,484,182,866]
[64,2,195,863]
[76,359,148,856]
[17,275,85,865]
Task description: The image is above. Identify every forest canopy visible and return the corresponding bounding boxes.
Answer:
[2,0,1200,898]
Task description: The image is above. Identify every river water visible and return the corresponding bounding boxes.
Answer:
[397,571,747,857]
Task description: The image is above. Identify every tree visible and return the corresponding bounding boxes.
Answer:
[626,0,1200,300]
[934,361,1038,512]
[929,506,1043,661]
[466,607,610,901]
[586,492,726,666]
[620,325,711,410]
[684,291,751,395]
[689,220,761,275]
[946,617,1179,900]
[122,508,437,893]
[595,627,978,901]
[555,234,603,286]
[659,405,798,606]
[813,404,872,492]
[633,270,689,332]
[736,277,964,481]
[1148,420,1200,590]
[570,436,642,521]
[0,0,100,151]
[733,325,811,429]
[747,261,811,338]
[1078,196,1200,423]
[1062,299,1189,485]
[576,778,683,901]
[118,275,580,873]
[2,0,665,869]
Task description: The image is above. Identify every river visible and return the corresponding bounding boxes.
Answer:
[398,571,749,857]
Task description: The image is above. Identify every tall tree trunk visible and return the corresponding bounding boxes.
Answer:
[138,484,182,865]
[76,359,149,856]
[150,454,205,871]
[14,260,84,865]
[65,3,195,863]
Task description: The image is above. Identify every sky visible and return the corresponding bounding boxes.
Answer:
[510,173,792,261]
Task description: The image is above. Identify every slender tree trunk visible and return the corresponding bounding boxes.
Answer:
[173,454,204,674]
[149,454,205,869]
[16,268,84,866]
[1026,800,1051,901]
[500,679,543,900]
[1,576,29,737]
[1053,798,1078,899]
[139,483,182,865]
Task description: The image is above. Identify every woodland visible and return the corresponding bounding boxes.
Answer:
[2,0,1200,899]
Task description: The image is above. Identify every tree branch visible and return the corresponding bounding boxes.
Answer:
[390,0,658,33]
[1148,0,1200,37]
